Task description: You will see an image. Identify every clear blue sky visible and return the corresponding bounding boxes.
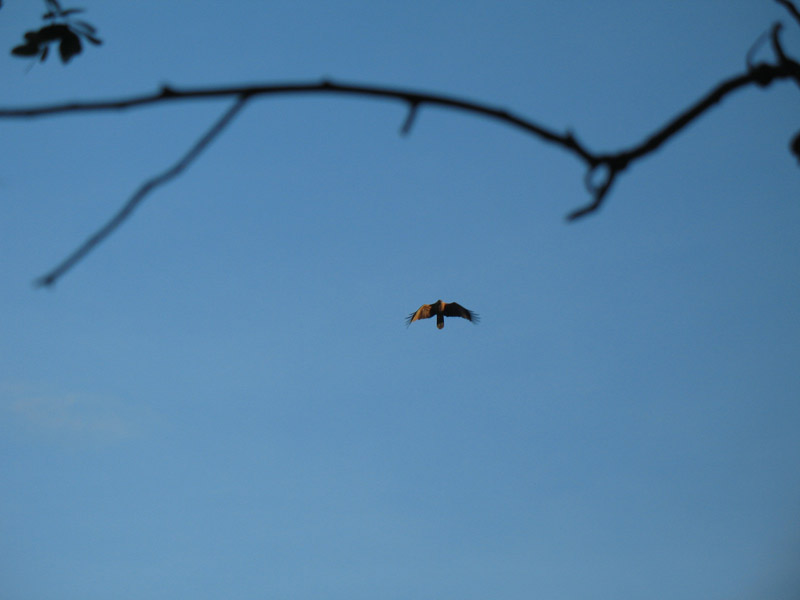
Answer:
[2,2,799,599]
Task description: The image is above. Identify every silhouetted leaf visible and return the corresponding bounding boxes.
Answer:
[44,7,85,18]
[13,20,100,65]
[791,130,800,164]
[45,0,63,12]
[58,29,82,63]
[83,33,102,46]
[41,45,49,62]
[33,24,72,43]
[11,42,41,57]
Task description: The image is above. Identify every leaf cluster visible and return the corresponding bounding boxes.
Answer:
[11,0,101,64]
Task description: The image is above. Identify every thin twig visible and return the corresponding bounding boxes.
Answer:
[400,101,420,136]
[746,27,775,69]
[34,95,248,286]
[775,0,800,27]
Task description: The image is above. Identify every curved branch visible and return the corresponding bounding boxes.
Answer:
[775,0,800,27]
[34,95,248,286]
[566,30,800,216]
[0,79,593,159]
[2,63,796,203]
[570,163,619,221]
[617,71,762,164]
[1,40,797,283]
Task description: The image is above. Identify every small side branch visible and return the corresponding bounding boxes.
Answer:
[400,101,420,136]
[34,95,249,286]
[568,163,618,221]
[775,0,800,27]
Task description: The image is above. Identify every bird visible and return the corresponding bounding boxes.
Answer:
[406,300,479,329]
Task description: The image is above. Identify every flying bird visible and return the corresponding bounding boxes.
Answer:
[406,300,479,329]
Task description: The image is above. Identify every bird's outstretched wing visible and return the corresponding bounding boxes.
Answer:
[443,302,479,323]
[406,303,434,326]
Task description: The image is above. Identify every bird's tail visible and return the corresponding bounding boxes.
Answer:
[437,314,444,329]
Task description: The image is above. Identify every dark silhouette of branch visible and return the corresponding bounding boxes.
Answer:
[776,0,800,27]
[567,23,800,219]
[1,13,798,284]
[400,101,420,136]
[34,96,248,287]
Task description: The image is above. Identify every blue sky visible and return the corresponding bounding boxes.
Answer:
[2,1,799,599]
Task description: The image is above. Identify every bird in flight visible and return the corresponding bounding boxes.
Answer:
[406,300,479,329]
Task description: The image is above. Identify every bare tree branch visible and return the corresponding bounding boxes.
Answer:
[0,80,591,156]
[34,95,248,286]
[775,0,800,28]
[0,18,797,284]
[565,24,800,219]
